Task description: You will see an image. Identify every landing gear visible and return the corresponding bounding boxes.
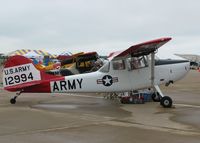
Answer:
[10,97,17,104]
[153,85,173,108]
[151,92,161,102]
[160,96,173,108]
[10,91,22,104]
[149,51,173,108]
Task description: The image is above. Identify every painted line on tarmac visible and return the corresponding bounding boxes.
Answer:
[174,103,200,108]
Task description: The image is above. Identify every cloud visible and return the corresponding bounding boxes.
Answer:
[0,0,199,58]
[0,36,24,52]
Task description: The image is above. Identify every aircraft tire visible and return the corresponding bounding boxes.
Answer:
[10,98,16,104]
[160,96,172,108]
[152,92,161,102]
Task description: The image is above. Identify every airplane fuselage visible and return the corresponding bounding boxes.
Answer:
[46,60,190,93]
[3,58,189,94]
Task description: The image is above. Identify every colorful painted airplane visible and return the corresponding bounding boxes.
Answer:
[2,37,190,108]
[31,52,85,71]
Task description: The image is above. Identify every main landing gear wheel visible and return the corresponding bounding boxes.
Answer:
[160,96,173,108]
[152,92,161,102]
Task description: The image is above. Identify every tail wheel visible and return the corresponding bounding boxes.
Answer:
[160,96,172,108]
[152,92,161,102]
[10,98,16,104]
[10,92,21,104]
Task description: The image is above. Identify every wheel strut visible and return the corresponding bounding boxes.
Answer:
[10,91,22,104]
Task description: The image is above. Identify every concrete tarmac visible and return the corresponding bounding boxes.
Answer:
[0,70,200,143]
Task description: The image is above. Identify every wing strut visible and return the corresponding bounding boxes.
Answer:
[150,52,155,87]
[150,52,164,97]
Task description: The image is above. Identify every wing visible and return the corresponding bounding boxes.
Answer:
[175,54,200,62]
[108,37,171,60]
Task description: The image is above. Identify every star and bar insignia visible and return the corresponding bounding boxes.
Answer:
[97,75,118,86]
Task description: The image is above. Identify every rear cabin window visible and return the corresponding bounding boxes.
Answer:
[112,60,125,70]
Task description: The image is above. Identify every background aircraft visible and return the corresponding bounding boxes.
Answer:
[175,54,200,70]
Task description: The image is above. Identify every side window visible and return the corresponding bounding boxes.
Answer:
[112,60,125,70]
[128,56,148,70]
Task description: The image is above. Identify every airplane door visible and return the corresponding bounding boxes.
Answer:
[110,59,132,91]
[127,56,151,89]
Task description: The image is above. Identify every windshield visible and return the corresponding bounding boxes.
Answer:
[99,60,110,73]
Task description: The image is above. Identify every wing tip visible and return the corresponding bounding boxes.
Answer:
[161,37,172,42]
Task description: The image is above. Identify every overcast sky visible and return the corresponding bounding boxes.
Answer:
[0,0,199,58]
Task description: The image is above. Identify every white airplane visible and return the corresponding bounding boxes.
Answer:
[175,54,200,69]
[2,37,190,108]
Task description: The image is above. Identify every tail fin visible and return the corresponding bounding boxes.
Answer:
[4,55,34,68]
[3,55,42,90]
[3,55,47,91]
[3,55,63,93]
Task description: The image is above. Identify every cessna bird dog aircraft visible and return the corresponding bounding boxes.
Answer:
[3,37,190,108]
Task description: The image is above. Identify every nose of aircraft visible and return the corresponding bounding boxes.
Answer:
[169,60,190,82]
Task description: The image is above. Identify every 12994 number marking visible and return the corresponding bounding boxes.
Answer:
[5,72,34,85]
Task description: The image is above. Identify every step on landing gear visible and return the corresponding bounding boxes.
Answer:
[10,91,22,104]
[151,92,161,102]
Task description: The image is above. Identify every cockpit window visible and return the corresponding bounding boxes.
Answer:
[112,60,125,70]
[127,56,148,70]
